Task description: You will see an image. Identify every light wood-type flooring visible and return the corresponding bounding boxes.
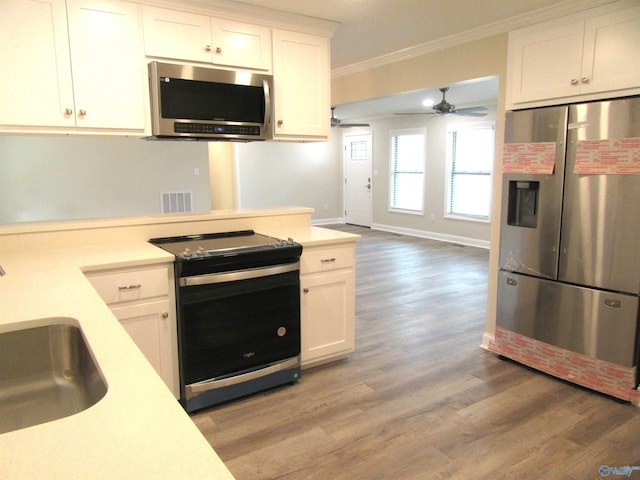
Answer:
[191,225,640,480]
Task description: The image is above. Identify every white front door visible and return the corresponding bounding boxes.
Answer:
[344,132,372,227]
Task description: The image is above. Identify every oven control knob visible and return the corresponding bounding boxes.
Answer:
[182,248,193,258]
[287,237,294,245]
[196,246,205,255]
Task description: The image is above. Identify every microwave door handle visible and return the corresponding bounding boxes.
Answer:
[263,79,271,127]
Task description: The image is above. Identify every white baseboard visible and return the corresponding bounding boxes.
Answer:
[370,222,490,249]
[311,217,345,226]
[480,332,495,351]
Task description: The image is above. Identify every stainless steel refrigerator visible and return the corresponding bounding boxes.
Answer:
[493,96,640,401]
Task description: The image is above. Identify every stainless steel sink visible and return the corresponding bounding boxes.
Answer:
[0,321,107,434]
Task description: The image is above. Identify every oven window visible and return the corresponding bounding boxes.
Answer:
[178,270,300,384]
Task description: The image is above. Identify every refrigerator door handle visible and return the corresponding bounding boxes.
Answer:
[604,299,621,309]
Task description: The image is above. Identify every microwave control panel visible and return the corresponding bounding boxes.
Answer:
[174,122,261,136]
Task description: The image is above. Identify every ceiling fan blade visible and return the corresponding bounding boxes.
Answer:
[454,106,488,113]
[393,112,436,116]
[453,111,487,117]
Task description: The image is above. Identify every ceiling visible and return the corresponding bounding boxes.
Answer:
[332,76,499,123]
[231,0,607,70]
[228,0,611,121]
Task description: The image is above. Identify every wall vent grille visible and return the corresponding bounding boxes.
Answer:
[161,191,193,214]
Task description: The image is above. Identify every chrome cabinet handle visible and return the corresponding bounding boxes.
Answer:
[78,109,87,116]
[118,284,141,290]
[570,78,579,85]
[64,108,73,115]
[581,77,589,84]
[205,45,212,52]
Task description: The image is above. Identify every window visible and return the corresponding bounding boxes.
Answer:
[446,122,494,220]
[389,128,426,213]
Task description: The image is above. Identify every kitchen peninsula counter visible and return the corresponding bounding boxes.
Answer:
[0,208,359,479]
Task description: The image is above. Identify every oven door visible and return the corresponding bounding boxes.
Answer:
[177,262,301,398]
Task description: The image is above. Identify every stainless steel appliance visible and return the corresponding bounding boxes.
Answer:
[147,61,273,141]
[150,231,302,412]
[492,97,640,401]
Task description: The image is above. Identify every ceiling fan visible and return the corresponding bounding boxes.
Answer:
[331,107,370,128]
[395,87,487,117]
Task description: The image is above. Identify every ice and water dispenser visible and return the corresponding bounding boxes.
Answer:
[507,180,539,228]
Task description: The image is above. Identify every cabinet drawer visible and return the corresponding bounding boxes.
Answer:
[300,245,354,274]
[88,266,169,305]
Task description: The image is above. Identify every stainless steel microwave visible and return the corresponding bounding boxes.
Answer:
[147,61,273,141]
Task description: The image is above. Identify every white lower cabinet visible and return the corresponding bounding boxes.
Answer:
[300,244,356,367]
[86,264,179,398]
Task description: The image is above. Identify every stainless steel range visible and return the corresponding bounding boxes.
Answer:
[150,230,302,412]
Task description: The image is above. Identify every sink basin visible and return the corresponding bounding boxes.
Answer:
[0,321,107,434]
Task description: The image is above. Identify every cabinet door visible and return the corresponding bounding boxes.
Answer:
[272,30,330,139]
[66,0,147,130]
[300,269,355,366]
[142,6,213,63]
[0,0,74,127]
[580,6,640,95]
[508,21,585,104]
[211,19,272,71]
[111,299,179,398]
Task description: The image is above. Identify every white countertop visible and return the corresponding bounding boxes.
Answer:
[0,223,359,479]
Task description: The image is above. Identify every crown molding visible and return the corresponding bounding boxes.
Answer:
[144,0,340,36]
[331,0,618,78]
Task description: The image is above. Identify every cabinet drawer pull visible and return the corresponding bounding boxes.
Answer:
[321,258,336,263]
[118,284,141,290]
[161,312,169,319]
[303,288,309,293]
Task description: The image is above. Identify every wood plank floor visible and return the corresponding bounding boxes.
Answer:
[191,225,640,480]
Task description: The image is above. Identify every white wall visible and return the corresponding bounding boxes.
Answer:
[235,103,495,247]
[363,105,496,245]
[0,136,210,224]
[235,139,343,221]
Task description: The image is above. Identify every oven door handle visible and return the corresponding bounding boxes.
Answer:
[185,356,300,399]
[179,262,299,287]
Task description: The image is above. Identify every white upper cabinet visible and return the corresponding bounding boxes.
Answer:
[142,5,272,71]
[0,0,74,128]
[66,0,147,131]
[580,7,640,95]
[0,0,147,133]
[272,29,330,140]
[507,1,640,109]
